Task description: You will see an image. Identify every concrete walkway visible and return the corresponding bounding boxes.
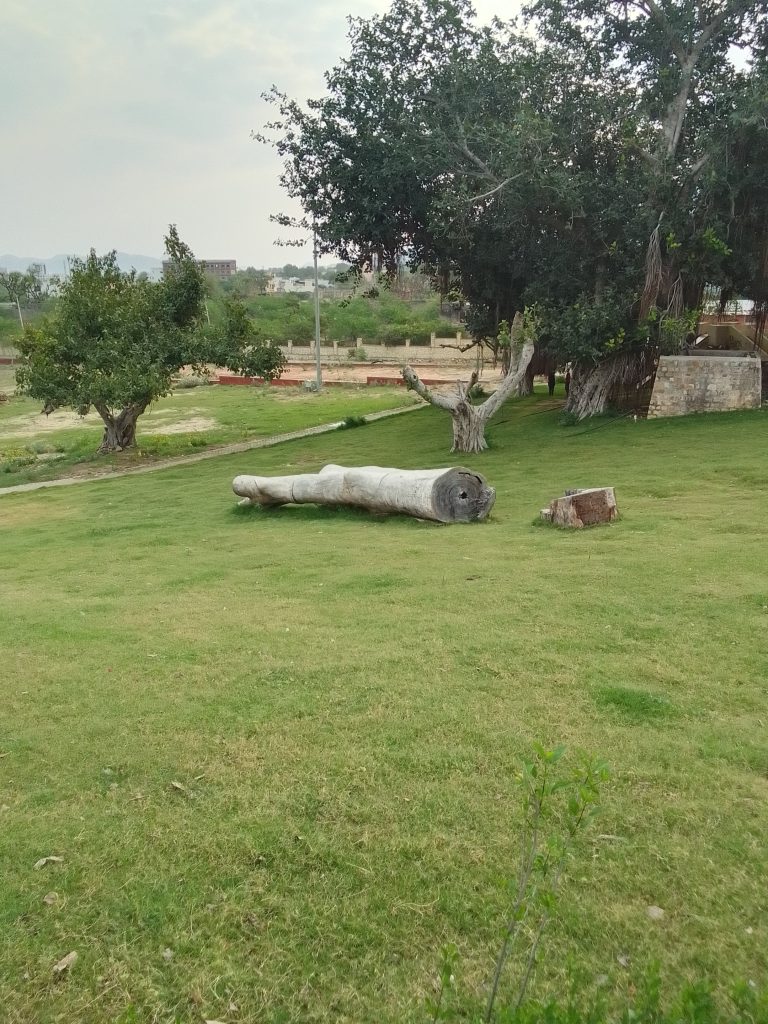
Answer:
[0,403,421,497]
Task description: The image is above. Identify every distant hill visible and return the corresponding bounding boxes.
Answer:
[0,252,162,276]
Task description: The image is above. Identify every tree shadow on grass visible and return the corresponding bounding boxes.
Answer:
[593,684,676,723]
[228,501,444,528]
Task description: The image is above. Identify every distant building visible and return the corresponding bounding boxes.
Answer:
[163,259,236,279]
[266,275,330,294]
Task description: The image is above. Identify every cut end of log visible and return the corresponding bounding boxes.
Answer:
[432,468,496,522]
[542,487,618,528]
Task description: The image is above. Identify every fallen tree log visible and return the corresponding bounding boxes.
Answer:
[233,464,496,523]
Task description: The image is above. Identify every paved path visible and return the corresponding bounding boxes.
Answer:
[0,404,421,497]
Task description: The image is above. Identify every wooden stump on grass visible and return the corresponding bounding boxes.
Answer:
[541,487,618,528]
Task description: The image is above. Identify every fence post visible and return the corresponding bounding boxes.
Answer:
[333,340,339,357]
[405,338,411,351]
[430,332,437,348]
[287,340,293,357]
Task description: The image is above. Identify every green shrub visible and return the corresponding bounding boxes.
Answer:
[338,415,367,429]
[173,375,213,389]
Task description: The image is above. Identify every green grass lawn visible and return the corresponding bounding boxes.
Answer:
[0,384,417,487]
[0,363,17,393]
[1,397,767,1023]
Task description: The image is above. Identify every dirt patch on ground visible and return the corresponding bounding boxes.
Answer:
[143,416,216,435]
[1,408,103,438]
[275,360,503,385]
[1,405,218,440]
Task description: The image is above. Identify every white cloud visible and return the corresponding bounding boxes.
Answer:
[0,0,522,265]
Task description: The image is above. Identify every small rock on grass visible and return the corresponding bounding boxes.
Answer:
[53,951,78,975]
[646,905,665,921]
[34,856,63,870]
[43,892,59,906]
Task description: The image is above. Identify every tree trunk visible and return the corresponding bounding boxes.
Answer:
[233,464,496,523]
[95,404,145,453]
[513,364,534,397]
[451,401,489,454]
[565,350,657,420]
[402,324,535,453]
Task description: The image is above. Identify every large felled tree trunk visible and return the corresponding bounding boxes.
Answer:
[403,322,535,453]
[94,402,147,453]
[233,464,496,522]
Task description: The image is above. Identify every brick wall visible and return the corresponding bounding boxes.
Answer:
[647,355,762,418]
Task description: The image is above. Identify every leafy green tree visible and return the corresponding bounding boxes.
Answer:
[0,269,43,328]
[262,0,768,423]
[526,0,768,413]
[221,267,271,298]
[211,296,285,373]
[0,271,35,305]
[16,228,284,453]
[262,0,645,406]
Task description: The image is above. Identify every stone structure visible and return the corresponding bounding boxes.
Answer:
[647,355,761,419]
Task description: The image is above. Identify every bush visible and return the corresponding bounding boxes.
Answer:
[0,446,38,473]
[173,375,213,389]
[348,346,368,361]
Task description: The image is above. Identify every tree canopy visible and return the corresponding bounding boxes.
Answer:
[16,228,285,452]
[263,0,768,417]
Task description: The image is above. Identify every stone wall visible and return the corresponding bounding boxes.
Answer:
[647,355,762,418]
[280,336,478,366]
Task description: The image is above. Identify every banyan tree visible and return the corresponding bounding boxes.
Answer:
[264,0,768,427]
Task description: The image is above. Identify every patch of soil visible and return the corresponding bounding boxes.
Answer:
[1,406,218,440]
[142,415,217,435]
[1,409,102,438]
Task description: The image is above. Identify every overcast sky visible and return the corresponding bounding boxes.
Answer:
[1,0,518,267]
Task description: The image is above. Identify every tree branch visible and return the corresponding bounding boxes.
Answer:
[689,151,710,178]
[93,401,114,427]
[440,341,478,353]
[628,143,661,173]
[629,0,687,66]
[402,366,458,410]
[477,338,536,420]
[468,174,524,204]
[689,2,752,64]
[451,114,499,183]
[455,370,479,404]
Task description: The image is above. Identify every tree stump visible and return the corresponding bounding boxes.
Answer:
[541,487,618,528]
[233,464,496,523]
